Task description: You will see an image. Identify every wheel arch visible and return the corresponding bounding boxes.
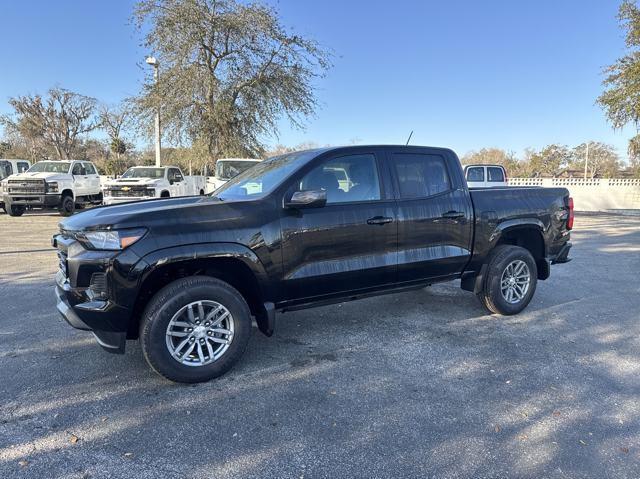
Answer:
[60,188,74,200]
[462,219,549,293]
[130,243,273,339]
[492,220,548,280]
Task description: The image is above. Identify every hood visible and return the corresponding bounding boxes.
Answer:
[61,196,209,232]
[10,172,68,181]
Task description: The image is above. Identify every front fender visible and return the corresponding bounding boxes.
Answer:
[137,242,270,289]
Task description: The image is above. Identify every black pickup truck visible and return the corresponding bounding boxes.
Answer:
[53,146,573,383]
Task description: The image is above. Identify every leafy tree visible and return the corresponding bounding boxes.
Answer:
[598,1,640,163]
[1,87,100,160]
[461,148,525,175]
[132,0,331,167]
[525,144,571,177]
[569,142,621,178]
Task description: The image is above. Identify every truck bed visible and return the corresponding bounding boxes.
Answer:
[466,186,571,275]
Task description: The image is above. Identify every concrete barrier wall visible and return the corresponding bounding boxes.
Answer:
[507,178,640,213]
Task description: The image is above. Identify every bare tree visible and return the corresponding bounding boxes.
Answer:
[100,103,135,172]
[1,87,100,160]
[132,0,331,167]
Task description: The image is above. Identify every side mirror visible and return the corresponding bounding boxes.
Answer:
[169,179,174,185]
[285,189,327,209]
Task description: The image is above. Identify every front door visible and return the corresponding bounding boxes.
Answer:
[71,162,88,197]
[280,150,397,303]
[388,149,473,283]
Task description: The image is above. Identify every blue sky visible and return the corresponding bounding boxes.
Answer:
[0,0,632,160]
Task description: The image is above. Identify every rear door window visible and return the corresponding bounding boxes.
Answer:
[391,153,451,199]
[466,167,484,182]
[487,167,505,182]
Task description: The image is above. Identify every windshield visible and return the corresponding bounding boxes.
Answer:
[215,160,259,180]
[214,151,319,201]
[27,162,71,173]
[0,161,10,180]
[121,167,166,179]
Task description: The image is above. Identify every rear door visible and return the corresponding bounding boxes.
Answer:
[388,148,473,283]
[280,148,397,302]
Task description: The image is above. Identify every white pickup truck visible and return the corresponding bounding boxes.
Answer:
[0,159,32,213]
[207,158,262,192]
[102,166,206,205]
[3,160,102,216]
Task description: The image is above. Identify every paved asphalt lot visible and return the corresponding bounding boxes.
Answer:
[0,211,639,479]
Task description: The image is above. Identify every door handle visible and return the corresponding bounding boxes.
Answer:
[367,216,394,225]
[442,211,464,219]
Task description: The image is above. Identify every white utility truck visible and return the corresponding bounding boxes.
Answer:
[102,166,206,205]
[207,158,262,192]
[3,160,102,216]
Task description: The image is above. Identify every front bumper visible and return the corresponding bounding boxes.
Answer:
[55,272,127,354]
[103,195,155,205]
[6,193,60,207]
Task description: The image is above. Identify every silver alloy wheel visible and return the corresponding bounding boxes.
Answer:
[500,260,531,304]
[165,300,234,367]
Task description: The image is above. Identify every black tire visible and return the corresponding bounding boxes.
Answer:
[59,195,75,216]
[160,191,170,198]
[140,276,252,383]
[477,245,538,315]
[8,204,25,217]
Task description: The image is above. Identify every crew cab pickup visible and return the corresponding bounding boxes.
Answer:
[102,166,206,205]
[53,145,573,383]
[5,160,102,216]
[0,159,31,213]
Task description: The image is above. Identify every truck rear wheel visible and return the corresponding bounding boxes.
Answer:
[477,245,537,315]
[59,195,75,216]
[139,276,252,383]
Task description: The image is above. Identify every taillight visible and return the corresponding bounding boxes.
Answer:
[503,168,508,184]
[567,197,574,230]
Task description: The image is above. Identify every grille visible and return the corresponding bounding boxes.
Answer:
[106,187,152,198]
[8,179,45,194]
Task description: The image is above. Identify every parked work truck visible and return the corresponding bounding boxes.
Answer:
[102,166,206,205]
[4,160,102,216]
[53,145,573,383]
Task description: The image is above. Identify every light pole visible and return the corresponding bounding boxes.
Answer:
[146,56,161,167]
[583,141,590,180]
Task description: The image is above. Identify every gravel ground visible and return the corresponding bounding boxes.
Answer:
[0,211,639,479]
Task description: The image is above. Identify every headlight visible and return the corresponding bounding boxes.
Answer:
[46,181,59,193]
[104,189,112,197]
[76,228,147,251]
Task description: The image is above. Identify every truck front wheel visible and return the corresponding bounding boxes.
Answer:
[477,245,537,315]
[59,195,75,217]
[8,204,25,217]
[139,276,252,383]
